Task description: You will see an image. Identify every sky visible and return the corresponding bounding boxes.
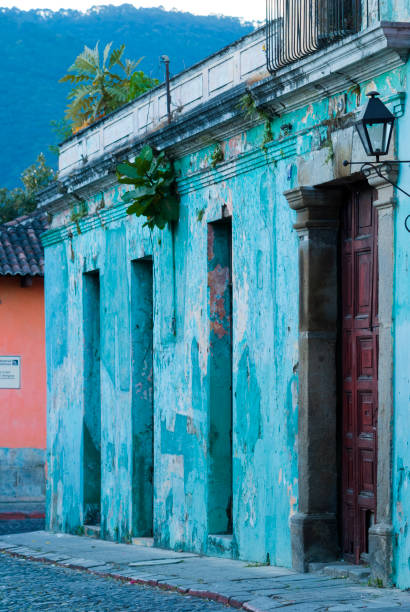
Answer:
[0,1,265,22]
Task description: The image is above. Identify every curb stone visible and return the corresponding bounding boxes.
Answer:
[0,544,253,608]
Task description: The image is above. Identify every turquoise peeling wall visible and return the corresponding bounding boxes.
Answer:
[44,135,299,564]
[45,62,410,570]
[45,211,154,538]
[379,0,410,22]
[153,151,300,564]
[393,58,410,590]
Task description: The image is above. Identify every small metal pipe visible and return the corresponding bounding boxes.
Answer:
[160,55,172,124]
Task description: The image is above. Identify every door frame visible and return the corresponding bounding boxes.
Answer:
[284,166,396,585]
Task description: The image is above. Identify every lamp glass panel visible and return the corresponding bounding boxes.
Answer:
[356,121,371,156]
[366,121,390,155]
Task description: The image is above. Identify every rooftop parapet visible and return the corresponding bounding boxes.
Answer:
[58,27,267,177]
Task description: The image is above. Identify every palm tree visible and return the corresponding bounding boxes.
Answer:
[60,42,158,132]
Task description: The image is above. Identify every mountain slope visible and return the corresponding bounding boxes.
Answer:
[0,5,253,188]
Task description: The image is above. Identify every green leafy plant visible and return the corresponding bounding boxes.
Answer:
[238,91,259,119]
[60,42,158,132]
[322,137,335,164]
[116,145,179,230]
[21,153,57,194]
[368,576,384,588]
[49,117,74,154]
[129,71,159,101]
[261,121,274,150]
[70,200,88,234]
[239,92,273,151]
[75,525,85,536]
[210,143,224,168]
[0,188,34,225]
[0,153,57,224]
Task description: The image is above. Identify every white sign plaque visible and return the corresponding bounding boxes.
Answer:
[0,356,21,389]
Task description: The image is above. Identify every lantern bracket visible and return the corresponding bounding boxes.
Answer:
[343,159,410,231]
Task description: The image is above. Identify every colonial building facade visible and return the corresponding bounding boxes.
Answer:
[39,2,410,589]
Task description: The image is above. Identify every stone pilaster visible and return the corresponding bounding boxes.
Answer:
[284,187,342,572]
[366,167,397,587]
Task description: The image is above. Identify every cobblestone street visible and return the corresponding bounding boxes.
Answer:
[0,554,225,611]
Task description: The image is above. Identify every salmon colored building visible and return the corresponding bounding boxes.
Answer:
[0,213,48,527]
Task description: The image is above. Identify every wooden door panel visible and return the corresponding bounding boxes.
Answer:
[356,190,373,236]
[359,449,376,494]
[345,448,355,492]
[342,253,353,317]
[340,184,378,563]
[357,391,376,434]
[355,248,372,323]
[356,336,375,379]
[343,503,356,556]
[343,333,353,380]
[343,391,353,436]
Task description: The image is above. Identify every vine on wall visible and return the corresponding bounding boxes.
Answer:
[238,92,274,150]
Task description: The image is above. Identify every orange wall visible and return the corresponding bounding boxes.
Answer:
[0,277,46,449]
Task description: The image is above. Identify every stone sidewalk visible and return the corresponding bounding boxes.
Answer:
[0,531,409,611]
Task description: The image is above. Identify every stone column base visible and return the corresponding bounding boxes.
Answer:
[290,512,339,572]
[368,523,394,587]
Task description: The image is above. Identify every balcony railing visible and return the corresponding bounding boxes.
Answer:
[266,0,362,72]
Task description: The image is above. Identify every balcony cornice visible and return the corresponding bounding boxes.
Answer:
[253,21,410,115]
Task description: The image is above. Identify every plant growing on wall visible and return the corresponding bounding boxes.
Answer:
[116,145,179,230]
[210,142,224,168]
[60,42,158,132]
[238,91,274,150]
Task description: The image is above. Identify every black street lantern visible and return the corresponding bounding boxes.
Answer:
[355,91,395,162]
[344,93,410,232]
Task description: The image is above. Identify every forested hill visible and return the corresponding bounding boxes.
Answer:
[0,5,253,188]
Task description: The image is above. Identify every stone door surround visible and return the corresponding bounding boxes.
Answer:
[284,172,395,586]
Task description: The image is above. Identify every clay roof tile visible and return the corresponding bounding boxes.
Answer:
[0,212,48,277]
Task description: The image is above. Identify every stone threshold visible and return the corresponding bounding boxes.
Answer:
[131,536,154,547]
[207,533,234,559]
[83,524,100,538]
[83,528,155,549]
[309,561,371,583]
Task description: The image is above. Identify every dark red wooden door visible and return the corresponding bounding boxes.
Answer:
[341,184,378,564]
